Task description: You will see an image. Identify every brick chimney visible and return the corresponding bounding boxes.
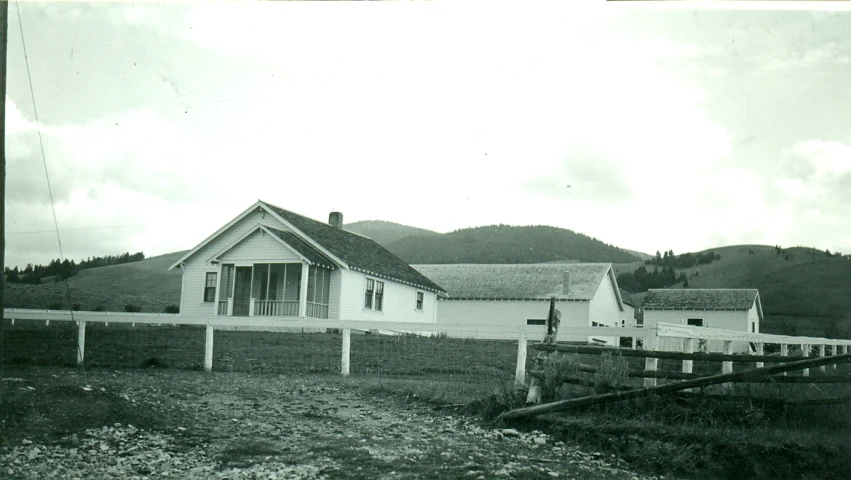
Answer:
[329,211,343,229]
[563,272,571,295]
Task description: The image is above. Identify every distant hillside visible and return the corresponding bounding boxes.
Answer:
[620,245,851,337]
[385,225,640,264]
[344,220,441,246]
[3,251,186,313]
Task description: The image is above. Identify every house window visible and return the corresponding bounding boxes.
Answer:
[416,292,424,311]
[364,279,374,309]
[592,321,605,327]
[527,319,546,326]
[375,281,384,312]
[751,322,756,333]
[364,278,384,311]
[687,318,704,327]
[204,272,217,303]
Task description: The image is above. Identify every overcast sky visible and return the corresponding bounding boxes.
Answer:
[4,1,851,268]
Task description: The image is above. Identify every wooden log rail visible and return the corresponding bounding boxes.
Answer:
[499,353,851,421]
[529,369,851,383]
[533,343,805,364]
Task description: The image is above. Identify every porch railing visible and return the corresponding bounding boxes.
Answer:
[306,302,329,319]
[254,300,299,317]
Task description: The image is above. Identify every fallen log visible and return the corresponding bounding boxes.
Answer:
[499,353,851,421]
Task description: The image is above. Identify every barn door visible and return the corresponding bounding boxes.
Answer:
[232,267,253,316]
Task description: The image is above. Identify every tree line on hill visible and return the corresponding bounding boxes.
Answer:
[645,250,720,268]
[386,225,640,264]
[617,265,689,293]
[4,252,145,284]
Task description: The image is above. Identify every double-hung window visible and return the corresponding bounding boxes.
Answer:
[364,278,384,311]
[416,292,424,311]
[364,279,374,309]
[204,272,217,303]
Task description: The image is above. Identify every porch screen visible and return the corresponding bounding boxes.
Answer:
[251,264,269,300]
[307,265,331,305]
[220,264,235,299]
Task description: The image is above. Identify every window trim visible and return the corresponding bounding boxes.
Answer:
[364,278,375,309]
[203,272,217,303]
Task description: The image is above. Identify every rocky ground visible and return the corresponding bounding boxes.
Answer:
[1,369,663,479]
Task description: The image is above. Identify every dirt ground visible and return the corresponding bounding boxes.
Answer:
[1,368,661,480]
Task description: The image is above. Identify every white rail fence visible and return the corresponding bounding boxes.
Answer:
[3,309,850,385]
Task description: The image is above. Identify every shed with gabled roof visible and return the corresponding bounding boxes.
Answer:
[412,263,632,344]
[642,288,763,334]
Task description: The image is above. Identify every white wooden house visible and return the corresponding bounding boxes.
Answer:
[413,263,630,344]
[642,289,763,333]
[169,201,445,324]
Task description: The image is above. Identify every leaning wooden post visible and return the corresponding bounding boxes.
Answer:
[76,320,86,366]
[755,342,764,369]
[721,341,733,374]
[204,324,214,372]
[819,344,826,373]
[643,329,659,387]
[515,333,528,387]
[341,328,351,376]
[525,298,561,404]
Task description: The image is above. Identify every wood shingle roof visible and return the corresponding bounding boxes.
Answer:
[411,263,614,300]
[642,289,760,311]
[262,201,445,293]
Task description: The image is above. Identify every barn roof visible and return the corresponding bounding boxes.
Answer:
[262,202,445,293]
[412,263,618,303]
[642,289,760,311]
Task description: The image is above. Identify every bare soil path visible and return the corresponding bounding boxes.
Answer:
[1,368,664,480]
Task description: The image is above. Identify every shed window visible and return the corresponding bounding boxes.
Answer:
[204,272,217,303]
[527,319,546,326]
[416,292,424,311]
[687,318,704,327]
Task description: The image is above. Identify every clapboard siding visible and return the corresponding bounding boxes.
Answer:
[218,229,301,263]
[338,268,437,323]
[588,273,621,328]
[328,270,342,320]
[747,301,760,333]
[433,300,590,341]
[179,210,291,316]
[644,309,748,331]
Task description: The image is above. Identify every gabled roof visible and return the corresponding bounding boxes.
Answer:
[207,224,337,270]
[168,200,445,293]
[262,202,445,293]
[643,289,761,313]
[412,263,620,306]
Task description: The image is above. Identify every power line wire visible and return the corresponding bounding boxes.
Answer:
[6,223,149,235]
[14,1,81,367]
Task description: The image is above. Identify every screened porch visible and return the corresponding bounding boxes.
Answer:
[215,262,332,319]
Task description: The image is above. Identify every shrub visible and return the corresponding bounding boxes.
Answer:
[591,352,629,395]
[164,304,180,314]
[124,304,142,313]
[538,353,582,402]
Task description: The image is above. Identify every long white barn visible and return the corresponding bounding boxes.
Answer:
[414,263,631,343]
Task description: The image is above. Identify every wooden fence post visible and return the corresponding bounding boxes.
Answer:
[682,338,694,374]
[781,343,788,376]
[515,333,528,387]
[77,320,86,366]
[721,341,733,374]
[204,325,214,372]
[341,328,351,376]
[802,344,809,377]
[643,329,659,388]
[819,344,826,373]
[755,342,764,369]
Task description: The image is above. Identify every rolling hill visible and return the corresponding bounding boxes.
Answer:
[344,220,441,246]
[621,245,851,337]
[384,225,641,264]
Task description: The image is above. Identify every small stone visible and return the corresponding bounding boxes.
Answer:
[548,472,559,478]
[500,429,521,437]
[6,468,15,476]
[534,437,547,446]
[71,434,81,447]
[28,447,41,460]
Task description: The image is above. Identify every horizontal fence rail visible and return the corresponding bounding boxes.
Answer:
[3,310,850,385]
